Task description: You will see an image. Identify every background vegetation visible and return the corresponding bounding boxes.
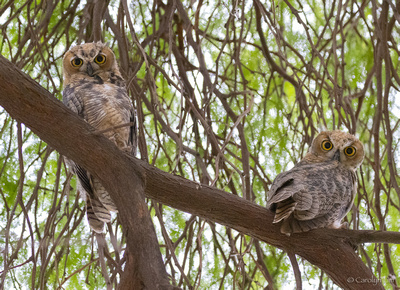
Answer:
[0,0,399,288]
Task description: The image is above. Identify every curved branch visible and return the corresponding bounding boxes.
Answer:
[0,55,390,289]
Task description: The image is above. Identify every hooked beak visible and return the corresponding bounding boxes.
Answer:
[86,62,94,76]
[332,150,340,162]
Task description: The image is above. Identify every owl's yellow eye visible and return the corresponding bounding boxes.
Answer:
[94,54,106,64]
[71,58,83,67]
[344,146,356,157]
[321,140,333,151]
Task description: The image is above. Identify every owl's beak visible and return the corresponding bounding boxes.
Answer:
[86,62,94,76]
[332,150,340,161]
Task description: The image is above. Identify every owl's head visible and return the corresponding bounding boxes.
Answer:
[62,42,121,86]
[305,130,364,170]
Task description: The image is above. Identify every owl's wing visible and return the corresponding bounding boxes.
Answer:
[75,165,93,195]
[267,170,301,223]
[267,169,313,211]
[128,107,138,156]
[62,85,84,117]
[266,170,295,204]
[62,87,94,212]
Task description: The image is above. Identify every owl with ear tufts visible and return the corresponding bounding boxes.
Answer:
[266,130,364,235]
[62,42,137,233]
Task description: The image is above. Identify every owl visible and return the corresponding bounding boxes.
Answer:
[62,42,137,233]
[266,130,364,235]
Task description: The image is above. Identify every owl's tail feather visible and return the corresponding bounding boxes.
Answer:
[93,179,118,212]
[86,197,106,233]
[89,197,112,223]
[281,218,316,234]
[273,198,297,223]
[281,215,331,235]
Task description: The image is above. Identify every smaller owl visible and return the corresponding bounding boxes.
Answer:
[266,130,364,235]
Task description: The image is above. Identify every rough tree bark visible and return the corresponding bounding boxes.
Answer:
[0,56,398,289]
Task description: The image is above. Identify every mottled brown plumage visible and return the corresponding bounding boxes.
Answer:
[62,42,137,233]
[267,130,364,235]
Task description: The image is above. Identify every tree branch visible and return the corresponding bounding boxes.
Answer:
[0,55,392,289]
